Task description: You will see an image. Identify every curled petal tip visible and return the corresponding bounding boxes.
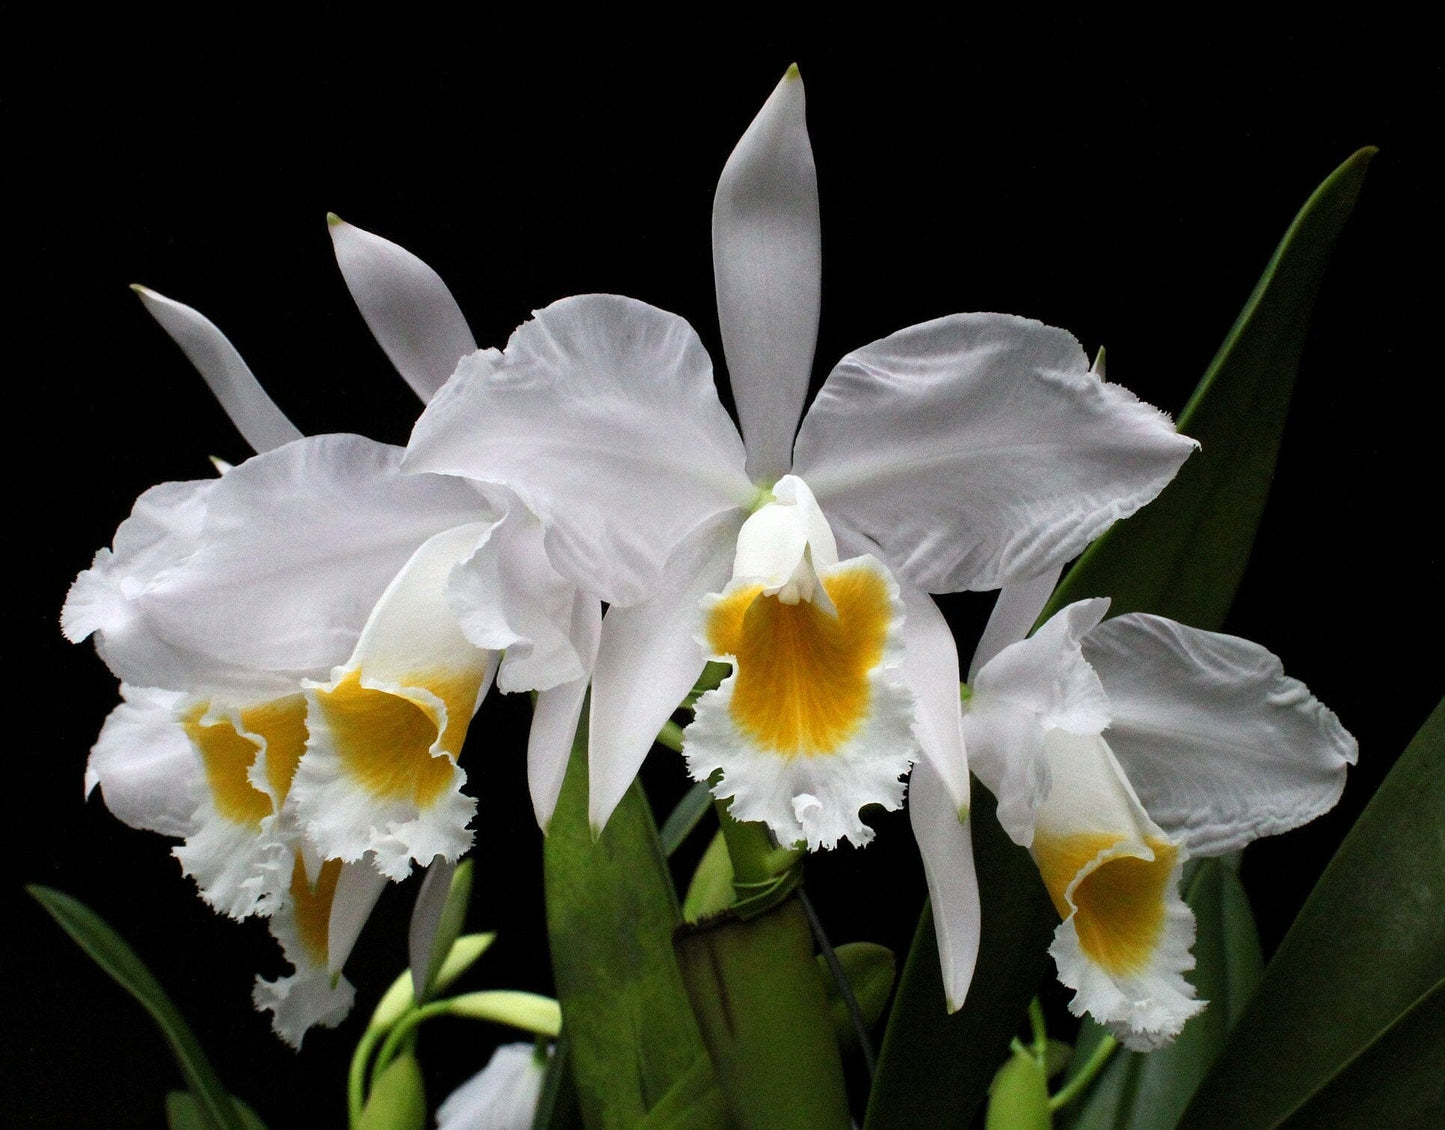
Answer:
[784,62,802,81]
[129,282,152,296]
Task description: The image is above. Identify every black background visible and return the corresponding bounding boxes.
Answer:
[8,7,1440,1127]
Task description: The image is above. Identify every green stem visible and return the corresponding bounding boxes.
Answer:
[370,1001,452,1089]
[1028,997,1048,1059]
[657,719,686,753]
[347,1025,384,1128]
[1048,1034,1119,1112]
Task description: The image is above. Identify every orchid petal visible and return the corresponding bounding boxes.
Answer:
[132,286,302,453]
[327,860,388,976]
[793,313,1197,593]
[974,599,1111,734]
[136,435,485,687]
[327,215,476,403]
[587,510,742,834]
[968,564,1063,682]
[712,64,821,482]
[1082,614,1358,856]
[85,686,202,838]
[897,580,971,813]
[293,522,497,880]
[437,1043,550,1130]
[447,494,594,694]
[405,295,754,606]
[909,757,981,1012]
[527,589,601,831]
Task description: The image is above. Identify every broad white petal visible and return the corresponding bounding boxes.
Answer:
[133,286,301,453]
[793,313,1197,593]
[140,435,487,685]
[962,701,1046,848]
[294,524,497,880]
[898,580,971,814]
[85,686,203,838]
[712,65,820,482]
[406,295,755,606]
[448,496,592,694]
[688,555,915,850]
[968,564,1063,682]
[528,591,601,831]
[437,1043,550,1130]
[909,757,981,1012]
[1083,615,1358,856]
[974,599,1111,734]
[328,216,476,403]
[587,510,742,834]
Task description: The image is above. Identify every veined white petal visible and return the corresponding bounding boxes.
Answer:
[143,434,487,684]
[897,580,971,814]
[713,65,821,483]
[968,564,1063,682]
[294,524,497,880]
[437,1042,550,1130]
[85,685,203,838]
[688,554,916,850]
[132,286,302,454]
[974,599,1111,735]
[1031,731,1203,1050]
[447,495,595,694]
[792,313,1197,594]
[1083,614,1358,856]
[585,509,741,834]
[405,295,755,606]
[528,590,601,831]
[328,216,477,403]
[253,854,359,1047]
[909,757,980,1012]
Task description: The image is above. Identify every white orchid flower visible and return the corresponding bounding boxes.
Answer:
[435,1042,551,1130]
[925,583,1357,1046]
[406,65,1196,859]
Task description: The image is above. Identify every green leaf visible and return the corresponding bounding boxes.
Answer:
[1182,697,1445,1127]
[542,705,712,1129]
[356,1054,426,1130]
[1285,979,1445,1128]
[816,941,896,1052]
[674,897,851,1130]
[1059,857,1264,1128]
[865,783,1056,1129]
[660,780,714,858]
[531,1035,585,1130]
[1045,146,1375,631]
[167,1094,267,1130]
[635,1051,734,1130]
[27,885,247,1130]
[408,857,473,1004]
[681,830,735,923]
[985,1050,1052,1130]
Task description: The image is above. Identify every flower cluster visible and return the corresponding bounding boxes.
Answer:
[65,66,1354,1053]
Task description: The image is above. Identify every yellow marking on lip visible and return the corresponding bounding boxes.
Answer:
[240,695,309,804]
[290,855,343,967]
[705,563,892,758]
[182,703,271,828]
[1033,831,1178,976]
[313,669,481,805]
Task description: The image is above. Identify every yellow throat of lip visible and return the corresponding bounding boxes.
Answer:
[704,561,893,758]
[1033,831,1179,976]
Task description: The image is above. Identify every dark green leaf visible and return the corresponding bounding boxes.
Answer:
[356,1054,426,1130]
[1286,979,1445,1128]
[635,1051,734,1130]
[1182,697,1445,1127]
[659,781,714,857]
[166,1094,267,1130]
[27,885,246,1130]
[1060,858,1264,1129]
[1045,147,1375,630]
[543,706,711,1128]
[675,898,851,1130]
[530,1036,585,1130]
[865,783,1056,1129]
